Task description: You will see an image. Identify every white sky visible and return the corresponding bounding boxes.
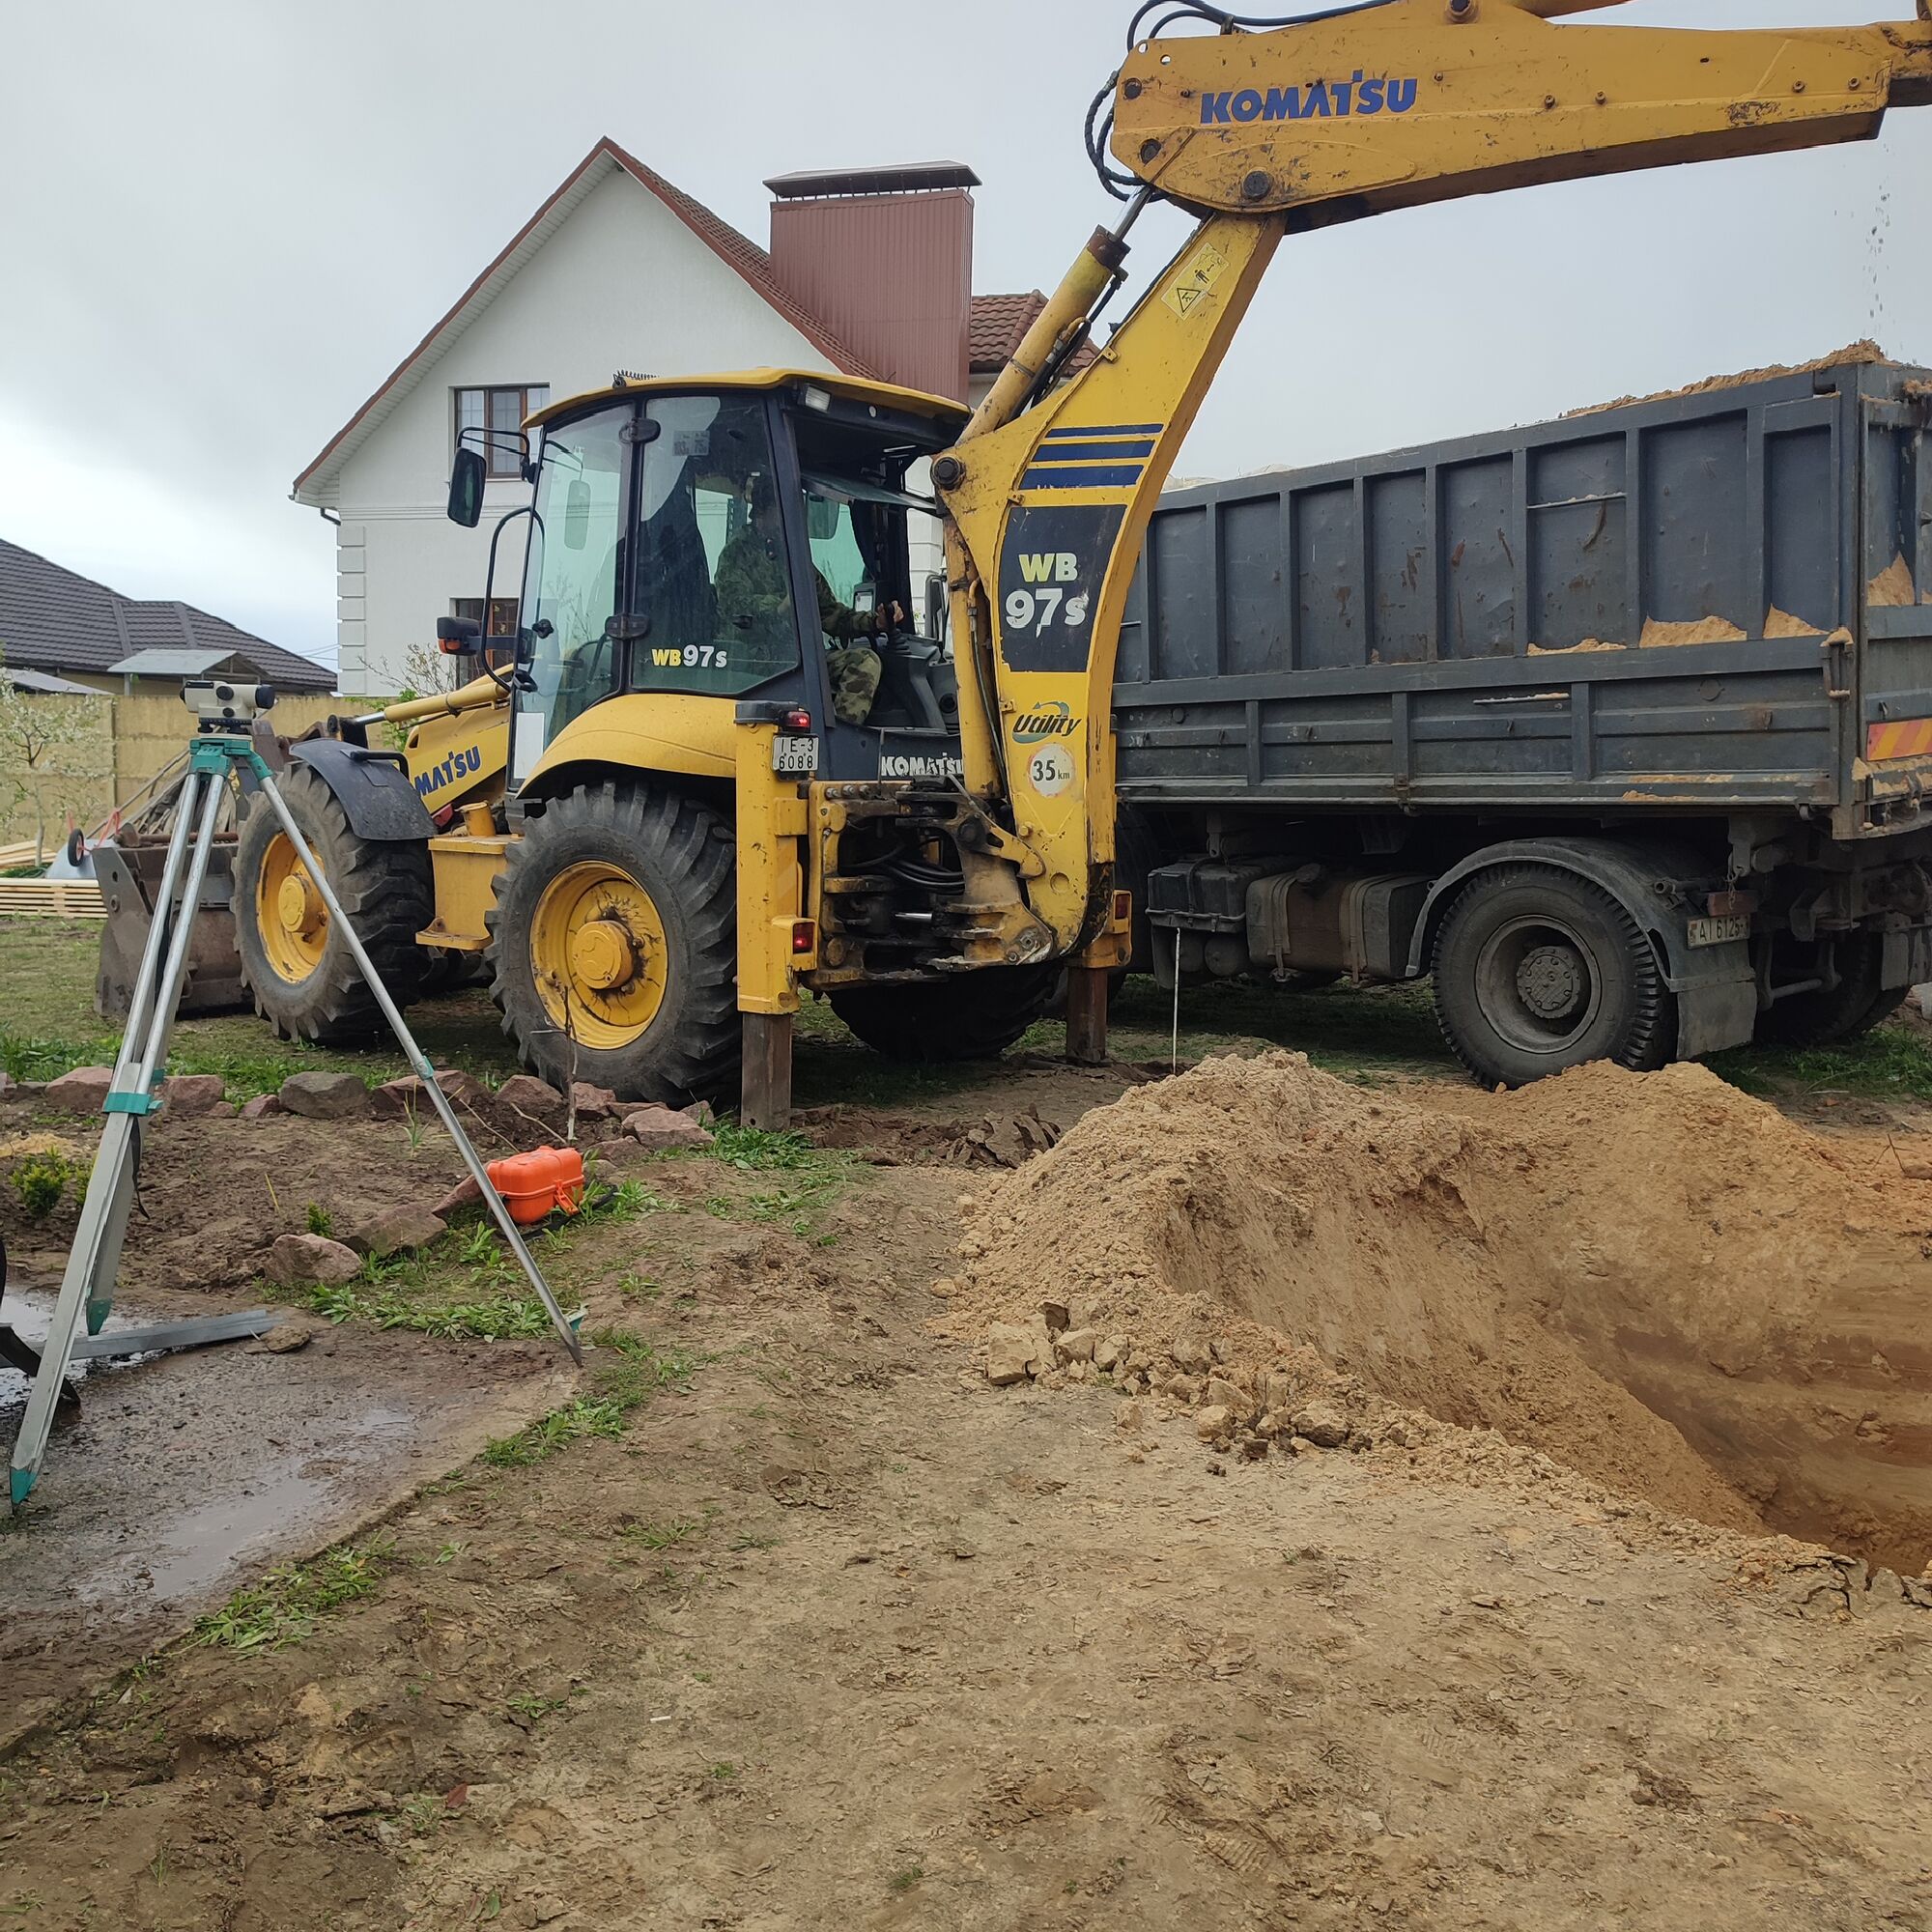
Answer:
[1,0,1925,674]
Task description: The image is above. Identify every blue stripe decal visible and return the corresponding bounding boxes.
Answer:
[1020,464,1147,491]
[1032,440,1155,462]
[1042,423,1164,440]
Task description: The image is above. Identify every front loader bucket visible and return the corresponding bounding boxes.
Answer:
[94,831,247,1020]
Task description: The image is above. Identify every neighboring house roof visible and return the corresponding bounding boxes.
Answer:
[107,647,267,680]
[0,538,333,692]
[968,291,1099,378]
[292,136,880,507]
[0,666,98,696]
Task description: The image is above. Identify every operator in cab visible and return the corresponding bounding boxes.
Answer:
[715,477,901,727]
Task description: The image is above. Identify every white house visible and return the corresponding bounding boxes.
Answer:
[294,140,1051,696]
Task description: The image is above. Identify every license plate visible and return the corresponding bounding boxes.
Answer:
[1688,914,1749,948]
[771,735,818,776]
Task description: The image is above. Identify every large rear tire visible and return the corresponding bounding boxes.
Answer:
[829,964,1058,1064]
[234,764,433,1043]
[1757,934,1905,1046]
[1432,864,1675,1088]
[487,781,737,1103]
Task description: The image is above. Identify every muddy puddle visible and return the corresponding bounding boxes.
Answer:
[0,1275,570,1740]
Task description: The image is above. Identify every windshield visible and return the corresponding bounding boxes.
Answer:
[511,409,626,786]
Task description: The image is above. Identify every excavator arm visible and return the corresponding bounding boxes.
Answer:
[934,0,1932,978]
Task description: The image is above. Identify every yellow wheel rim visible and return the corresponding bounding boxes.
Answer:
[256,831,328,982]
[529,860,668,1049]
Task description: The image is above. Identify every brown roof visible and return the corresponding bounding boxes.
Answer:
[294,138,878,504]
[0,538,333,691]
[969,292,1100,378]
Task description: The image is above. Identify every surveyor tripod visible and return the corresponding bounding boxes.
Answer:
[9,694,580,1510]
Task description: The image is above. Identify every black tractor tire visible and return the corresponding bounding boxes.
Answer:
[419,947,486,999]
[487,781,737,1103]
[1757,933,1907,1047]
[1431,864,1676,1089]
[829,963,1059,1064]
[234,763,433,1043]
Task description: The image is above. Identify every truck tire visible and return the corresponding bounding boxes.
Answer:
[1431,864,1675,1088]
[487,781,737,1103]
[234,763,433,1043]
[1757,934,1905,1046]
[829,964,1058,1064]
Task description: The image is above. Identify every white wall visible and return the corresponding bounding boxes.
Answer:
[331,165,839,695]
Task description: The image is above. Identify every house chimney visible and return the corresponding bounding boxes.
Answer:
[765,162,979,403]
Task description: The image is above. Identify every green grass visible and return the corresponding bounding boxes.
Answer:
[188,1538,393,1651]
[1710,1024,1932,1102]
[479,1330,696,1468]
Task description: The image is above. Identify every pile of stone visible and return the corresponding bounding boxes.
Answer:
[981,1296,1377,1461]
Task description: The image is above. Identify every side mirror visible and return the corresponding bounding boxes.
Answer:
[447,448,486,527]
[436,615,483,657]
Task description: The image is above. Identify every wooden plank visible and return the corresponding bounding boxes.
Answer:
[0,878,107,919]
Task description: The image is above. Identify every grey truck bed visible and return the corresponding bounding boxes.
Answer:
[1114,354,1932,838]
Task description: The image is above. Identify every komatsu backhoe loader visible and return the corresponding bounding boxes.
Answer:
[221,0,1932,1124]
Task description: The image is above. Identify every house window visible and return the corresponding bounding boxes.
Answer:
[454,385,550,477]
[451,597,520,641]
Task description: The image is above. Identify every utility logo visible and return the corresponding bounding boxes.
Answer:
[414,745,484,797]
[1200,72,1419,124]
[1013,700,1079,744]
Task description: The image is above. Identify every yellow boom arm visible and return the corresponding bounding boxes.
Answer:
[935,0,1932,965]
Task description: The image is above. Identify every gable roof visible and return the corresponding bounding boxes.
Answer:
[969,291,1099,378]
[292,137,878,507]
[0,538,333,692]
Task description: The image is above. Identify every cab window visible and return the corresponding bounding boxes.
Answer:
[630,395,800,696]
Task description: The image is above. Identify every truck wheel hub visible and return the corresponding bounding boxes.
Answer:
[570,919,638,992]
[1518,944,1585,1019]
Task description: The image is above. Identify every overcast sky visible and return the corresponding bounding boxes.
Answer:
[2,0,1925,674]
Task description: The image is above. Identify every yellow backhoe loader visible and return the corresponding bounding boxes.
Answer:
[221,0,1932,1125]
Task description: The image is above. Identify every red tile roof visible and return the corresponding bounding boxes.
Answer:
[969,292,1100,378]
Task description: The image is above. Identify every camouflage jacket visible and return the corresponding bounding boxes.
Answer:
[714,529,877,643]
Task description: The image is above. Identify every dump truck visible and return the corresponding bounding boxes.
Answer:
[1121,350,1932,1083]
[185,0,1931,1119]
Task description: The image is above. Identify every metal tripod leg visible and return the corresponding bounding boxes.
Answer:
[11,766,224,1507]
[251,769,582,1364]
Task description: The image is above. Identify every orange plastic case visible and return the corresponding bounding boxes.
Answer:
[486,1146,585,1225]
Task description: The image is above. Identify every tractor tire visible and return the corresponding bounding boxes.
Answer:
[234,763,433,1043]
[1756,933,1906,1046]
[487,781,737,1103]
[1432,864,1675,1089]
[829,964,1058,1064]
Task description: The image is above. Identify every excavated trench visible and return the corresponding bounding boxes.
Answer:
[950,1054,1932,1574]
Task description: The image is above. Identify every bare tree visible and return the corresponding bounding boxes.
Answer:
[0,653,101,864]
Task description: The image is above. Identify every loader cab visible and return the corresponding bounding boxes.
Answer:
[488,373,967,794]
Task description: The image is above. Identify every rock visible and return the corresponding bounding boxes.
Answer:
[568,1081,619,1122]
[681,1099,718,1129]
[431,1176,485,1219]
[1196,1405,1234,1442]
[1381,1420,1411,1449]
[239,1093,286,1121]
[1040,1296,1071,1335]
[1165,1374,1205,1407]
[264,1233,362,1289]
[494,1073,566,1128]
[279,1071,369,1120]
[43,1065,113,1114]
[986,1322,1036,1386]
[1262,1370,1296,1413]
[1170,1334,1211,1376]
[1126,1349,1154,1375]
[1257,1409,1291,1438]
[1290,1404,1349,1449]
[344,1206,447,1260]
[1209,1337,1232,1366]
[1238,1433,1269,1462]
[1116,1399,1145,1432]
[1054,1326,1098,1366]
[163,1073,226,1116]
[260,1322,313,1354]
[620,1105,714,1151]
[1205,1376,1250,1417]
[1094,1335,1125,1373]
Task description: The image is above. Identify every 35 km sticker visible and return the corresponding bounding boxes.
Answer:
[1025,744,1075,797]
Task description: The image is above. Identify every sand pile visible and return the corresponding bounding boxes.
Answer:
[941,1055,1932,1569]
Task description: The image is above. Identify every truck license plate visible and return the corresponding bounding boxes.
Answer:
[771,735,818,776]
[1687,914,1749,948]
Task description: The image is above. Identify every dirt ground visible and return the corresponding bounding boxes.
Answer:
[1,1048,1929,1929]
